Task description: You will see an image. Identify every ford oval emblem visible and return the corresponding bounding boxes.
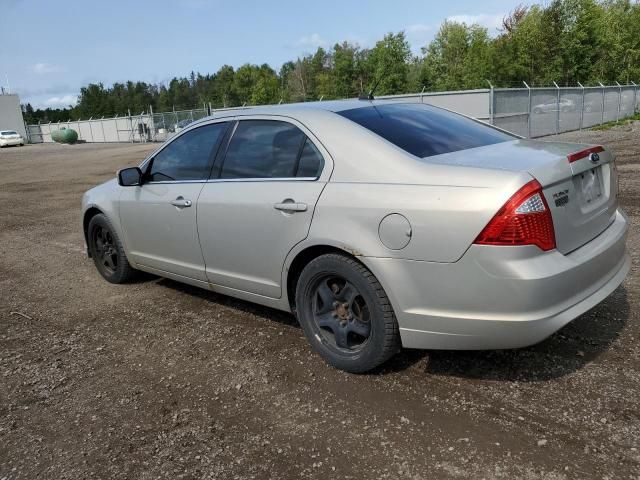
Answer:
[589,152,600,163]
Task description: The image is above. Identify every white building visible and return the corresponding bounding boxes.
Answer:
[0,93,27,139]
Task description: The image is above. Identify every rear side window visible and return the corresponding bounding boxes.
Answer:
[338,103,513,158]
[220,120,323,179]
[297,139,323,177]
[149,123,227,181]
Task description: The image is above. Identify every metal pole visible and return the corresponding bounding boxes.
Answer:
[77,120,82,141]
[615,81,622,122]
[149,105,155,141]
[632,81,638,114]
[100,117,106,143]
[599,82,605,125]
[577,82,585,130]
[523,81,531,138]
[128,109,133,143]
[486,80,494,125]
[553,81,560,135]
[115,114,121,143]
[420,85,426,104]
[88,117,94,142]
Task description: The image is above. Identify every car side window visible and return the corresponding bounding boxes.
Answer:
[148,123,227,182]
[296,138,324,177]
[220,120,322,179]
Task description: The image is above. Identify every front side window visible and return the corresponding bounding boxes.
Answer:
[220,120,323,179]
[148,122,227,182]
[338,103,514,159]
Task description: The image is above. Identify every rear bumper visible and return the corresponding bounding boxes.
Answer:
[365,209,630,350]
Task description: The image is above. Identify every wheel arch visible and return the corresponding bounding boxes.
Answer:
[285,244,366,313]
[83,206,104,257]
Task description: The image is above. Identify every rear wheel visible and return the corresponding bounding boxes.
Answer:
[295,253,400,373]
[88,214,135,283]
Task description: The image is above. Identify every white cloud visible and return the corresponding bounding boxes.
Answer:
[31,63,64,75]
[446,13,504,33]
[405,24,433,54]
[296,33,328,50]
[44,94,77,107]
[406,24,431,34]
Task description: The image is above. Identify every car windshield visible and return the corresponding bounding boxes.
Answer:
[1,131,18,135]
[338,103,514,158]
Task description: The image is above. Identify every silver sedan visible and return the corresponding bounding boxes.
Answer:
[82,101,630,372]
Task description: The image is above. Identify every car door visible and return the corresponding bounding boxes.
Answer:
[197,118,330,298]
[119,121,229,280]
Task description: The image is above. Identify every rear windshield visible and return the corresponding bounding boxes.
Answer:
[338,103,513,158]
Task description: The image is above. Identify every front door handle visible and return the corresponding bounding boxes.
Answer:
[274,199,308,212]
[170,196,192,208]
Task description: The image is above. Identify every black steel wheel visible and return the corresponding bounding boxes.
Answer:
[88,213,135,283]
[295,253,400,373]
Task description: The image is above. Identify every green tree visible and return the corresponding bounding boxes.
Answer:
[366,32,411,95]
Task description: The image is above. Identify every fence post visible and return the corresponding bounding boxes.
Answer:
[420,85,426,104]
[149,105,155,141]
[486,80,494,125]
[553,81,560,135]
[615,81,622,122]
[128,109,133,143]
[632,81,638,114]
[523,81,531,138]
[599,82,605,125]
[100,117,106,142]
[577,82,585,130]
[88,117,94,142]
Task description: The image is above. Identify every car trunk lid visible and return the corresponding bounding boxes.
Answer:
[428,139,618,254]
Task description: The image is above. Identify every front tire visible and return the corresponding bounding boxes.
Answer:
[295,253,400,373]
[88,213,136,283]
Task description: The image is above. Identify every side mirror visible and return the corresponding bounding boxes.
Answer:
[117,167,143,186]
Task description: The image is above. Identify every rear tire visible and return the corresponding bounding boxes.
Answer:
[87,214,136,284]
[295,253,400,373]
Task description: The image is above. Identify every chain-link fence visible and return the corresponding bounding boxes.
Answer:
[492,83,639,138]
[26,83,638,144]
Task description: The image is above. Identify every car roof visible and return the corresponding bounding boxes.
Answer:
[200,98,411,123]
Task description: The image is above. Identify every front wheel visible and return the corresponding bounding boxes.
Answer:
[295,253,400,373]
[88,213,136,283]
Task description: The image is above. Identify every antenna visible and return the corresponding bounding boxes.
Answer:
[359,64,388,100]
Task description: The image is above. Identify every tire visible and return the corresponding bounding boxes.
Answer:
[87,213,136,283]
[295,253,400,373]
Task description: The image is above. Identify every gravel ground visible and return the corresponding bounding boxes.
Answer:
[1,124,639,479]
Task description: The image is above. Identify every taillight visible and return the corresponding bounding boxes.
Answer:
[567,146,603,163]
[474,180,556,251]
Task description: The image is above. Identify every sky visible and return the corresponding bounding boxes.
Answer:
[0,0,524,109]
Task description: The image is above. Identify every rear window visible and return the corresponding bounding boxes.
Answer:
[1,131,18,135]
[338,103,513,158]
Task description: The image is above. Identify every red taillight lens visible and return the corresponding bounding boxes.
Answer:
[567,145,603,163]
[474,180,556,251]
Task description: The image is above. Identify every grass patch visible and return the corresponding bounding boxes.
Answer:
[591,112,640,131]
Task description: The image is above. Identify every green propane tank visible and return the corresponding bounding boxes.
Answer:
[51,127,79,144]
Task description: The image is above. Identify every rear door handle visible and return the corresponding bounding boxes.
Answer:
[170,196,192,208]
[274,200,308,212]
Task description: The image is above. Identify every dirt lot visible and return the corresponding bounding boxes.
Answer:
[1,124,639,479]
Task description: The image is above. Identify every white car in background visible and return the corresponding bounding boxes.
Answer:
[0,130,25,147]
